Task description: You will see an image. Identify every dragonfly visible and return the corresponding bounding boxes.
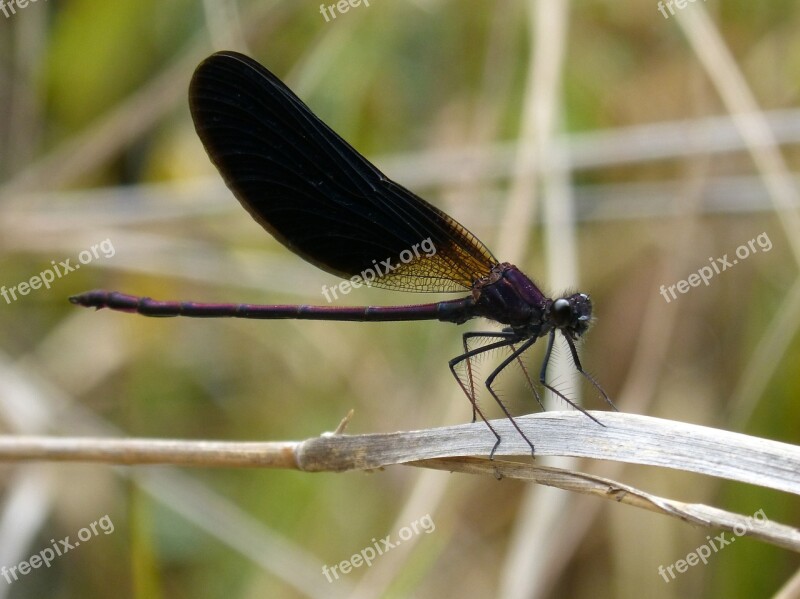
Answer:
[71,51,615,457]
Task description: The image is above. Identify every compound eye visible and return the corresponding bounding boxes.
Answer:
[552,298,572,327]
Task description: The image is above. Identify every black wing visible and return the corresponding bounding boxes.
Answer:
[189,51,497,292]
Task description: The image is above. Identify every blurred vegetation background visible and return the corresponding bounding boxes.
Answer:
[0,1,798,597]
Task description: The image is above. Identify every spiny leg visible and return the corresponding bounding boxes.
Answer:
[563,333,618,411]
[539,330,604,426]
[483,336,539,457]
[507,341,545,412]
[460,331,519,423]
[461,332,544,414]
[449,335,519,457]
